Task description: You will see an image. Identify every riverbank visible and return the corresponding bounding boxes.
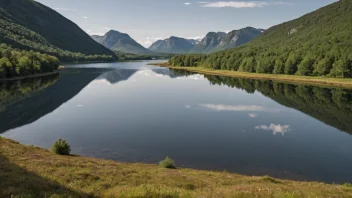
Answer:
[151,63,352,88]
[1,137,351,197]
[0,71,59,82]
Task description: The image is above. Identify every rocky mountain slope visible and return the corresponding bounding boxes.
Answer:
[92,30,151,54]
[148,36,196,54]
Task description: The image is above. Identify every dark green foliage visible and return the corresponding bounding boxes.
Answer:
[284,53,299,75]
[170,0,352,78]
[313,57,333,76]
[0,0,116,62]
[330,58,351,78]
[169,54,208,67]
[0,44,59,78]
[297,55,314,76]
[273,59,284,74]
[159,157,176,169]
[52,139,71,155]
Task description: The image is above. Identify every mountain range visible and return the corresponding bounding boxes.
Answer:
[91,26,263,55]
[91,30,151,54]
[0,0,116,61]
[148,27,264,54]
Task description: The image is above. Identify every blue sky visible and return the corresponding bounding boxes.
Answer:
[36,0,336,47]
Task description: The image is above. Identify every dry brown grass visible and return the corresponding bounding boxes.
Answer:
[1,137,351,197]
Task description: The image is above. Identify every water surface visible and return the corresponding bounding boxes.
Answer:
[1,61,352,183]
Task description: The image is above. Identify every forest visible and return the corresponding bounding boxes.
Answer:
[169,0,352,78]
[0,44,60,78]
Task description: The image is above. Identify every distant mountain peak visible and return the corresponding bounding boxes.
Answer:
[92,29,150,54]
[191,27,263,53]
[148,36,196,54]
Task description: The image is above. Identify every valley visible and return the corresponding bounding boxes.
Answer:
[1,0,352,197]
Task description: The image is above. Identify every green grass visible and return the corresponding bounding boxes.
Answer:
[155,63,352,88]
[1,137,352,197]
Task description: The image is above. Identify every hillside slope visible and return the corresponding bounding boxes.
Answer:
[1,137,351,197]
[0,0,116,61]
[92,30,151,54]
[170,0,352,78]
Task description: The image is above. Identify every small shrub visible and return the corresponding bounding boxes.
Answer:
[184,183,195,190]
[52,138,71,155]
[262,175,281,184]
[344,183,352,188]
[159,157,176,169]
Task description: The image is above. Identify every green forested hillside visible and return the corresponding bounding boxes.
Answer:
[170,0,352,78]
[0,0,116,62]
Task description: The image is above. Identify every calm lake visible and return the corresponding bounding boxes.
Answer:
[1,60,352,183]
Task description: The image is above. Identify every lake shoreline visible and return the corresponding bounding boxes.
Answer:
[1,136,351,197]
[0,70,59,82]
[151,63,352,88]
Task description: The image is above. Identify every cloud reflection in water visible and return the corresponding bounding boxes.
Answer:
[255,124,290,136]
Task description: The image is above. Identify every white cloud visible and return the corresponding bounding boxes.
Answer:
[187,35,204,40]
[82,16,88,19]
[198,1,292,8]
[199,104,280,112]
[184,2,192,5]
[104,27,111,31]
[255,124,290,136]
[185,105,191,108]
[138,37,165,48]
[248,114,258,118]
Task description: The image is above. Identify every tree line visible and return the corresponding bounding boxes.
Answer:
[0,44,60,78]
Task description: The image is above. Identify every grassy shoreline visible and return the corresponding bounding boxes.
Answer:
[151,63,352,88]
[1,137,351,197]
